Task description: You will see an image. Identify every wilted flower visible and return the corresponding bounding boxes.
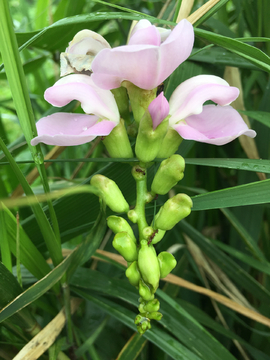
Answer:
[31,74,119,146]
[60,30,110,76]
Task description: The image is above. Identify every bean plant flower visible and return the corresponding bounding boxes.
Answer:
[146,76,256,149]
[31,74,120,146]
[91,19,194,90]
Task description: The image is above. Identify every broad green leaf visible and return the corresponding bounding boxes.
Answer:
[190,47,261,70]
[15,12,173,53]
[116,333,147,360]
[71,268,237,360]
[194,28,270,73]
[35,0,49,29]
[192,178,270,210]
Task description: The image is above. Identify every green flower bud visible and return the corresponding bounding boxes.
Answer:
[151,155,185,195]
[112,232,138,262]
[91,175,129,213]
[125,261,141,286]
[135,111,168,163]
[107,216,136,243]
[103,119,133,158]
[127,209,138,224]
[142,227,166,245]
[134,315,151,334]
[147,311,163,321]
[139,279,154,301]
[138,240,160,291]
[158,252,177,278]
[154,194,193,230]
[141,299,160,313]
[156,128,183,158]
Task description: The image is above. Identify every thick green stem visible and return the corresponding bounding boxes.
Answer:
[131,165,149,241]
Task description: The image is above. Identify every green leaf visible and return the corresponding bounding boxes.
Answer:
[185,157,270,174]
[0,204,52,279]
[194,28,270,73]
[73,289,202,360]
[0,209,12,272]
[0,137,62,266]
[179,220,270,304]
[70,268,237,360]
[193,0,230,27]
[0,56,47,80]
[192,178,270,210]
[0,261,36,329]
[116,333,147,360]
[239,110,270,128]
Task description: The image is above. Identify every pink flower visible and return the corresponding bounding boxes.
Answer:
[31,74,120,146]
[168,75,256,145]
[91,19,194,90]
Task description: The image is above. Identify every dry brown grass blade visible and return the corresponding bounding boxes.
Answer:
[176,0,195,22]
[224,66,266,180]
[11,146,67,198]
[13,298,81,360]
[187,0,220,25]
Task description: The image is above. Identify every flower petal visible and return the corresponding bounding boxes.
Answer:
[45,74,120,123]
[31,113,116,146]
[92,19,194,90]
[173,105,256,145]
[169,75,239,124]
[148,92,170,129]
[129,24,161,46]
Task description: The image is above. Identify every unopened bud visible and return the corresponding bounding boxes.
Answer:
[112,232,138,262]
[91,174,129,213]
[158,252,177,278]
[142,299,160,313]
[135,110,168,163]
[138,240,160,291]
[156,128,183,158]
[139,279,154,301]
[126,261,141,286]
[147,311,163,321]
[154,194,193,230]
[107,216,136,243]
[151,155,185,195]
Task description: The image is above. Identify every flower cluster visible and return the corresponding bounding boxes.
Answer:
[31,19,256,333]
[31,18,255,148]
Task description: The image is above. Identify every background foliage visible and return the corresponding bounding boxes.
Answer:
[0,0,270,359]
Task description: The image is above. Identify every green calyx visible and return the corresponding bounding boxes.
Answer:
[102,119,133,158]
[135,110,168,163]
[113,232,138,262]
[111,87,130,124]
[156,128,183,158]
[138,240,160,292]
[151,154,185,195]
[142,227,166,245]
[154,193,193,231]
[122,81,157,124]
[138,279,154,301]
[107,215,136,243]
[158,252,177,278]
[91,174,129,213]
